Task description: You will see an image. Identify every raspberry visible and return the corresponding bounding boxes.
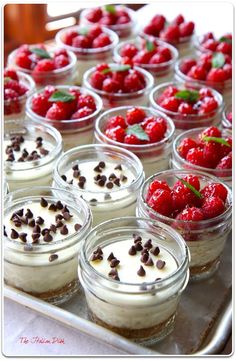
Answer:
[44,85,57,98]
[90,71,106,90]
[186,147,207,167]
[172,14,185,25]
[141,116,156,130]
[99,14,116,26]
[71,106,93,119]
[182,174,200,190]
[145,121,165,142]
[88,25,103,39]
[187,65,207,80]
[201,183,228,202]
[31,93,51,116]
[160,25,180,42]
[220,137,232,157]
[162,85,178,97]
[146,179,171,201]
[96,63,110,72]
[216,152,232,170]
[106,115,126,129]
[4,69,19,81]
[171,183,200,211]
[177,138,198,159]
[33,59,55,72]
[199,87,213,99]
[176,206,204,222]
[92,33,111,48]
[202,39,218,51]
[199,97,218,114]
[77,94,96,111]
[123,73,144,92]
[159,97,180,112]
[222,64,232,79]
[53,48,69,57]
[158,46,172,61]
[199,53,213,71]
[126,107,146,125]
[120,43,138,58]
[178,102,195,115]
[216,41,232,56]
[149,53,167,64]
[54,55,70,69]
[15,52,32,69]
[151,14,166,32]
[198,126,221,143]
[72,35,91,48]
[179,21,195,37]
[179,59,197,74]
[143,24,159,37]
[4,88,18,100]
[147,189,173,216]
[105,126,125,142]
[124,134,144,145]
[116,15,130,24]
[86,7,103,22]
[201,196,225,219]
[102,78,120,93]
[45,103,68,120]
[63,30,78,46]
[206,68,227,82]
[202,142,221,168]
[4,79,21,94]
[132,50,152,64]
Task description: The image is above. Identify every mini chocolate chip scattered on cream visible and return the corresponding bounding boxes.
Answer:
[49,254,58,262]
[73,170,80,178]
[135,242,143,251]
[97,179,105,187]
[93,246,103,255]
[44,232,53,242]
[13,221,22,228]
[128,245,137,256]
[151,246,160,256]
[19,232,27,242]
[39,148,49,156]
[137,265,146,277]
[20,216,28,225]
[156,260,166,269]
[60,225,68,235]
[18,157,24,162]
[78,181,85,189]
[28,219,36,228]
[36,216,44,225]
[90,198,97,205]
[56,201,63,210]
[40,197,48,208]
[98,161,105,168]
[32,233,40,241]
[74,223,82,231]
[140,253,149,263]
[11,229,19,239]
[145,257,154,266]
[72,164,79,171]
[133,234,142,243]
[6,154,15,162]
[61,175,67,181]
[112,274,120,281]
[106,182,113,189]
[33,224,41,233]
[107,252,115,261]
[114,178,120,187]
[108,173,116,180]
[55,214,63,221]
[62,205,69,213]
[56,220,64,228]
[48,203,57,212]
[63,212,72,220]
[42,228,50,235]
[108,268,118,277]
[25,209,33,219]
[50,224,57,233]
[141,248,149,255]
[144,239,152,249]
[94,164,102,173]
[114,164,122,171]
[15,209,24,217]
[120,175,127,182]
[110,258,120,268]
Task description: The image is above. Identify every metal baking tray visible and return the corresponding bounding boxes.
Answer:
[4,233,232,355]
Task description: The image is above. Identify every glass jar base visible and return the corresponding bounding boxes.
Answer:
[189,257,220,282]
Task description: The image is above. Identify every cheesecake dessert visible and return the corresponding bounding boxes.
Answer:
[4,118,63,191]
[137,170,232,280]
[195,32,232,57]
[7,44,77,87]
[79,217,189,343]
[53,144,144,226]
[26,85,103,150]
[149,82,223,134]
[94,106,175,177]
[4,186,92,304]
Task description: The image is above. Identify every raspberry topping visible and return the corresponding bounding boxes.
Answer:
[200,33,232,57]
[62,25,112,48]
[4,69,29,115]
[85,5,131,26]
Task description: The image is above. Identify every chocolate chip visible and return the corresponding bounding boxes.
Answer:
[28,219,36,228]
[156,260,166,269]
[33,225,41,233]
[49,254,58,262]
[108,269,118,277]
[155,277,162,281]
[94,174,101,181]
[97,179,105,187]
[151,246,160,256]
[36,216,44,225]
[19,233,27,242]
[114,164,122,171]
[100,175,107,182]
[112,275,120,281]
[94,165,102,173]
[135,242,143,251]
[73,170,80,178]
[91,253,103,261]
[128,245,136,256]
[27,155,34,161]
[44,232,53,242]
[107,252,115,261]
[6,154,15,162]
[141,248,149,255]
[22,149,28,158]
[56,220,64,228]
[61,175,67,181]
[62,205,69,213]
[94,246,103,255]
[63,212,72,220]
[60,225,68,235]
[55,214,64,221]
[74,223,82,231]
[120,175,127,182]
[40,197,48,207]
[69,179,73,185]
[10,229,19,239]
[36,136,43,142]
[56,201,63,210]
[145,257,154,266]
[15,209,24,217]
[114,178,120,187]
[98,161,105,168]
[20,216,28,225]
[18,157,25,162]
[13,221,22,228]
[50,224,57,233]
[32,233,40,241]
[144,239,152,249]
[79,176,86,183]
[106,182,113,189]
[49,203,57,212]
[89,199,97,205]
[104,193,111,200]
[78,181,85,189]
[137,265,146,277]
[110,258,120,268]
[39,148,49,156]
[72,164,79,171]
[13,144,20,151]
[41,228,50,235]
[25,209,33,219]
[24,244,33,252]
[133,234,142,243]
[108,173,116,180]
[6,146,13,154]
[140,253,149,263]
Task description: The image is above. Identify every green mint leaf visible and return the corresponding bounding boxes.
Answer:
[202,136,231,147]
[212,52,225,68]
[104,4,116,14]
[125,124,150,141]
[177,177,202,199]
[31,48,51,59]
[4,77,11,83]
[49,90,75,103]
[78,27,88,36]
[219,36,232,44]
[146,40,155,52]
[101,64,131,74]
[175,90,199,103]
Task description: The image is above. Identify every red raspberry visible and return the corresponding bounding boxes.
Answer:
[178,102,195,115]
[202,39,218,51]
[149,53,167,64]
[121,57,134,67]
[201,183,228,202]
[31,93,51,116]
[102,78,120,93]
[72,35,91,48]
[216,152,232,170]
[162,85,178,97]
[77,94,96,111]
[160,25,180,42]
[15,52,32,69]
[199,97,218,114]
[53,48,69,57]
[187,65,207,80]
[141,116,156,130]
[44,85,57,98]
[143,24,159,37]
[99,14,116,26]
[96,63,110,72]
[4,79,21,94]
[202,142,221,168]
[206,68,227,82]
[198,53,213,71]
[68,88,81,100]
[198,126,221,143]
[199,87,213,99]
[124,134,143,145]
[179,21,195,37]
[220,137,232,157]
[112,71,127,90]
[105,126,125,142]
[175,206,204,221]
[92,33,111,48]
[159,97,180,112]
[147,189,173,216]
[172,14,185,25]
[222,64,232,79]
[132,50,152,64]
[182,174,200,190]
[186,147,208,167]
[71,106,93,119]
[201,196,225,219]
[86,7,103,22]
[63,30,78,46]
[120,43,138,58]
[33,59,55,72]
[171,183,200,211]
[146,179,171,201]
[158,46,172,61]
[90,71,106,90]
[4,88,18,100]
[88,25,103,39]
[177,138,198,159]
[179,59,197,74]
[216,41,232,56]
[54,55,70,69]
[45,103,68,120]
[123,73,144,92]
[151,14,166,32]
[4,69,19,81]
[106,115,126,129]
[145,121,165,142]
[126,107,146,125]
[116,15,130,24]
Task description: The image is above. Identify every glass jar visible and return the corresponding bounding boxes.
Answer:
[94,106,175,177]
[175,57,232,106]
[149,81,223,134]
[137,169,232,280]
[8,46,77,88]
[113,38,178,85]
[53,144,145,226]
[222,103,232,129]
[4,118,63,192]
[79,216,189,344]
[172,127,232,186]
[4,179,9,197]
[80,6,138,40]
[4,186,92,304]
[26,85,103,151]
[83,64,154,109]
[4,71,35,120]
[194,34,232,57]
[55,25,119,84]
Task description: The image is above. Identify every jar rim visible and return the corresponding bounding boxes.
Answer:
[140,30,194,45]
[4,70,35,104]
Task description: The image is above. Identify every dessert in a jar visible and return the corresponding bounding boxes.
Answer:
[4,186,92,304]
[7,44,77,88]
[55,25,119,84]
[137,170,232,280]
[79,217,189,343]
[172,126,232,186]
[4,118,63,192]
[149,82,223,134]
[140,13,195,57]
[80,5,137,39]
[222,104,232,129]
[113,37,178,85]
[53,144,144,226]
[4,68,35,119]
[175,53,232,105]
[195,32,232,57]
[83,63,154,109]
[94,106,175,177]
[26,85,103,150]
